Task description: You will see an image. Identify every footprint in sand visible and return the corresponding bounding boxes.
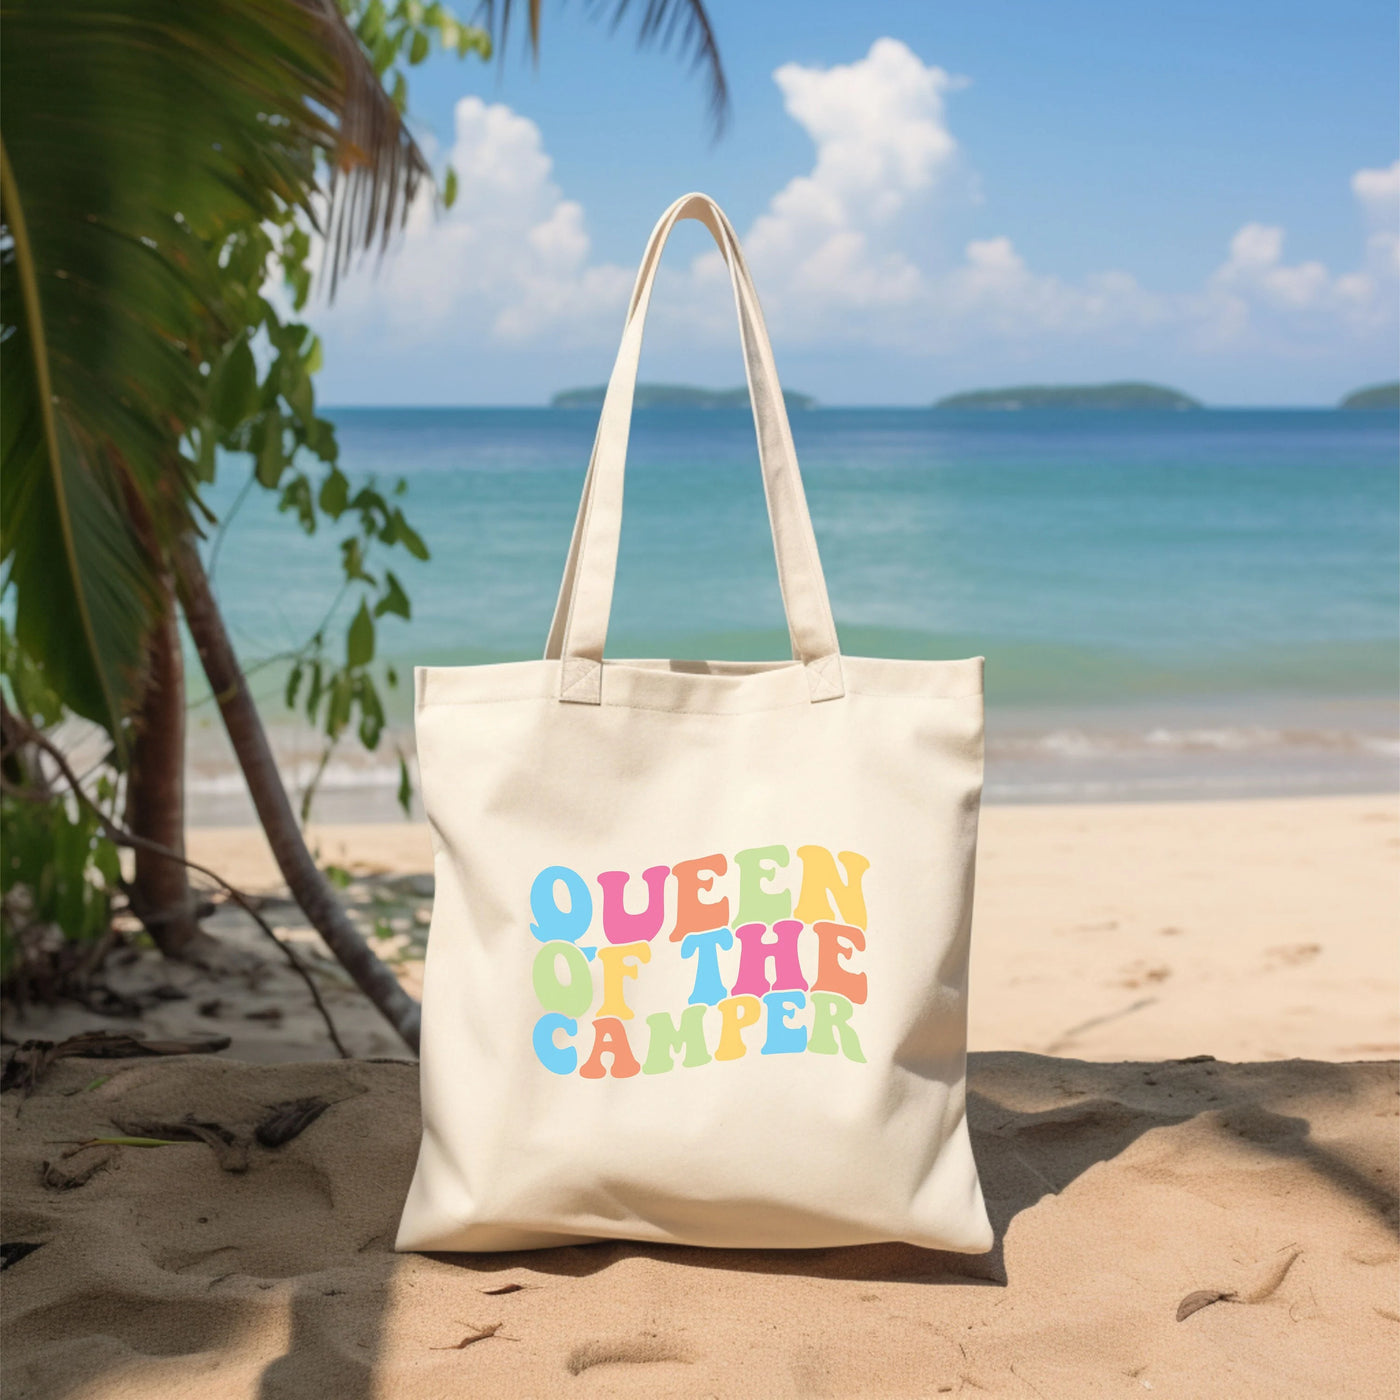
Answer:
[566,1335,691,1376]
[1119,962,1172,989]
[1265,943,1322,967]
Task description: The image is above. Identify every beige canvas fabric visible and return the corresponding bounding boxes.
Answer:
[397,193,992,1254]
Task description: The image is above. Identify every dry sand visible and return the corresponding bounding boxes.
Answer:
[2,1053,1395,1398]
[3,794,1397,1396]
[8,795,1394,1064]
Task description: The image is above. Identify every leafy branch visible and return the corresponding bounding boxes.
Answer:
[1,700,350,1058]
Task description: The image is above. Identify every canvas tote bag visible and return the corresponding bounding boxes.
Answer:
[397,192,992,1254]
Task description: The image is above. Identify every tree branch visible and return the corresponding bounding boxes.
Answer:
[173,535,420,1052]
[0,704,350,1059]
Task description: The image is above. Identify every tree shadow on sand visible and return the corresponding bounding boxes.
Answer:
[249,1050,1398,1399]
[9,1051,1390,1400]
[404,1052,1398,1298]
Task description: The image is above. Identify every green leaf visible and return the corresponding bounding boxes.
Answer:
[281,357,315,428]
[389,509,429,560]
[323,862,352,890]
[284,661,303,709]
[442,165,458,209]
[319,467,349,518]
[305,660,324,721]
[360,0,386,44]
[408,29,430,64]
[1,623,65,727]
[357,675,384,748]
[346,600,375,668]
[390,68,408,113]
[0,157,154,745]
[396,749,413,815]
[255,411,285,488]
[340,536,373,583]
[208,337,258,433]
[193,429,217,484]
[325,671,353,737]
[278,472,315,532]
[458,25,490,59]
[305,416,338,463]
[374,570,411,620]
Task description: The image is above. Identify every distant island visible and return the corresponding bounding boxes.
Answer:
[1339,382,1399,410]
[934,381,1201,411]
[551,383,816,411]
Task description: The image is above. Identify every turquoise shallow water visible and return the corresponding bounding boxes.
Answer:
[190,407,1398,818]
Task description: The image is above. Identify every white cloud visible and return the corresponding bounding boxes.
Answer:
[1212,224,1332,310]
[319,43,1397,381]
[1353,159,1400,223]
[326,96,631,347]
[937,238,1164,343]
[738,39,958,327]
[1190,167,1399,348]
[1350,159,1400,294]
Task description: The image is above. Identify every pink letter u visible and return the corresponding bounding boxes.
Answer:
[598,865,670,945]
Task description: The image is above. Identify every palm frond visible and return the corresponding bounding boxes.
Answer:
[298,0,433,294]
[478,0,729,135]
[0,0,428,740]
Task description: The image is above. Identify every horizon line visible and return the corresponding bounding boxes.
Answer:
[318,401,1397,413]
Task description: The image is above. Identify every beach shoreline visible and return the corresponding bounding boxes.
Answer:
[177,692,1400,827]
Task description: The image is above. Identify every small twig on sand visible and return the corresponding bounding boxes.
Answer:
[1,706,349,1058]
[431,1322,513,1350]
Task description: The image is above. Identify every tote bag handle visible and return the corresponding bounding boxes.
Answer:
[544,192,845,705]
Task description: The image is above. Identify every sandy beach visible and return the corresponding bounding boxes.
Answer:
[11,793,1389,1065]
[3,793,1397,1397]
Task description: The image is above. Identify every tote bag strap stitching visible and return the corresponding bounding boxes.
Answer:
[544,193,843,705]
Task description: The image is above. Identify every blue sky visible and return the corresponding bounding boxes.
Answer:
[313,0,1399,406]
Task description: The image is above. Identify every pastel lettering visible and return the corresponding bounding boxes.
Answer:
[598,864,669,944]
[597,941,651,1020]
[761,990,808,1055]
[578,1016,642,1078]
[793,847,870,930]
[670,854,729,940]
[529,864,594,944]
[714,994,763,1060]
[642,1006,713,1073]
[733,844,791,926]
[681,927,734,1006]
[812,921,868,1005]
[809,992,866,1062]
[532,1013,578,1075]
[730,919,808,997]
[532,940,595,1018]
[528,844,872,1079]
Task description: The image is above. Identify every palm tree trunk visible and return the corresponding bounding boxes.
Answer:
[172,535,421,1052]
[124,577,203,956]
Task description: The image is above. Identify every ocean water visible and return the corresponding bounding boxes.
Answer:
[189,407,1399,819]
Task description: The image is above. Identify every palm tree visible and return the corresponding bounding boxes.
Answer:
[1,0,725,1051]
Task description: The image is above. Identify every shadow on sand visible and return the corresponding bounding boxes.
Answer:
[252,1051,1397,1399]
